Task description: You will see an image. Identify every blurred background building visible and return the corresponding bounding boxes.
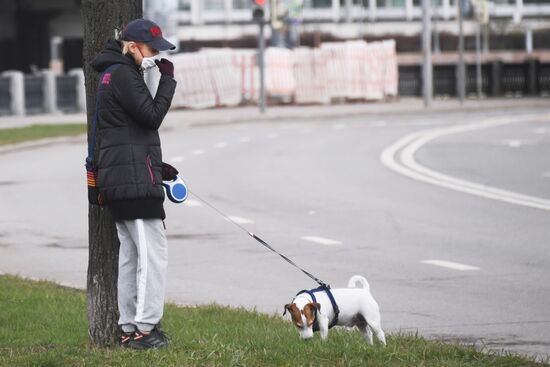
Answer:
[1,0,549,72]
[0,0,549,116]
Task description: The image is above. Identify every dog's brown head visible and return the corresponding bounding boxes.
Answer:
[284,302,321,329]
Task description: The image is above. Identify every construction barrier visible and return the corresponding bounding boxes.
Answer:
[202,48,241,107]
[344,40,369,100]
[171,52,217,109]
[233,49,258,103]
[170,39,398,109]
[320,42,350,100]
[364,42,385,101]
[265,47,296,100]
[293,47,330,105]
[382,40,399,97]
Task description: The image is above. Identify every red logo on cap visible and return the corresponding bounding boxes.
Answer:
[150,26,162,38]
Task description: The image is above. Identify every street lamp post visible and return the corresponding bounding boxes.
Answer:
[457,0,466,104]
[422,0,433,108]
[252,0,267,114]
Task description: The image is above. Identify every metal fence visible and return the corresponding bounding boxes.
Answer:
[399,61,549,97]
[56,75,78,112]
[24,75,44,115]
[0,77,10,116]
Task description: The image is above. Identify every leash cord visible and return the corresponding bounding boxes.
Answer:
[188,189,328,288]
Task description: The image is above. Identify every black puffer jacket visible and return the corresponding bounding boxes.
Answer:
[90,39,177,220]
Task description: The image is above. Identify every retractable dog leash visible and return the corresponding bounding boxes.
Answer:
[186,188,330,289]
[163,175,188,203]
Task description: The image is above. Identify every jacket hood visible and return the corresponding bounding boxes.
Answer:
[90,38,137,72]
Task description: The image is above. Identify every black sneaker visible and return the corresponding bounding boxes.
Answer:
[128,325,170,350]
[119,330,134,347]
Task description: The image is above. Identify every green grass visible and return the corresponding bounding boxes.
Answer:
[0,124,86,146]
[0,275,547,367]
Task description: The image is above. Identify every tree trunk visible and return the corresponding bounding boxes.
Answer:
[82,0,142,347]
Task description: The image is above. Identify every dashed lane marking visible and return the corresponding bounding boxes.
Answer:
[170,156,185,163]
[301,236,342,246]
[214,142,228,148]
[332,124,347,130]
[421,260,480,271]
[226,216,254,224]
[183,199,203,207]
[192,149,205,156]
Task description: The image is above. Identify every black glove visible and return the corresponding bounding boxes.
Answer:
[155,58,174,78]
[162,162,179,181]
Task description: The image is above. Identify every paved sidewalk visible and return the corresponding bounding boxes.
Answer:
[0,97,549,130]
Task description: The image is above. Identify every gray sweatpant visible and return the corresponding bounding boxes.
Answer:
[116,219,167,333]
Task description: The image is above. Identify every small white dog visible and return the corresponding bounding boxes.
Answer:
[284,275,386,345]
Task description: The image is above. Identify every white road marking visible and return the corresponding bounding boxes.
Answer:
[214,142,228,148]
[308,210,316,215]
[301,236,342,246]
[533,127,547,134]
[267,133,280,139]
[501,139,534,148]
[280,124,301,130]
[299,129,312,135]
[226,216,254,224]
[239,137,251,143]
[170,156,185,163]
[422,260,480,271]
[381,115,550,212]
[183,199,203,207]
[332,123,347,130]
[192,149,205,156]
[370,121,387,127]
[542,172,550,178]
[502,139,523,148]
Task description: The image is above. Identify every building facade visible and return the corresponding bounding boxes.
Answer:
[1,0,549,72]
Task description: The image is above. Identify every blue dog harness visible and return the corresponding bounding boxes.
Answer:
[295,285,340,330]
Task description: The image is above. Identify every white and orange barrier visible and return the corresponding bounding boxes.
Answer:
[233,49,258,103]
[364,42,385,101]
[265,47,296,99]
[171,52,217,109]
[170,39,398,109]
[320,42,350,100]
[203,48,242,107]
[382,40,399,97]
[293,47,330,105]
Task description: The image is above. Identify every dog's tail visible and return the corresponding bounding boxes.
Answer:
[347,275,370,290]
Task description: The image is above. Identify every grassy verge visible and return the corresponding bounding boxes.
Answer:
[0,275,547,367]
[0,124,86,146]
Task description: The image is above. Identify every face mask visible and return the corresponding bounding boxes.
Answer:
[141,55,159,70]
[134,44,159,70]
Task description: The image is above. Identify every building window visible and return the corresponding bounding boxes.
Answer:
[377,0,406,7]
[178,0,190,10]
[205,0,224,10]
[304,0,332,8]
[412,0,444,6]
[233,0,251,9]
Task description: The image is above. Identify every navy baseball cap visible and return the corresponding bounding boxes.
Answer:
[121,18,176,51]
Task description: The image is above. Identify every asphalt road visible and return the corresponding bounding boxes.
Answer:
[0,105,549,359]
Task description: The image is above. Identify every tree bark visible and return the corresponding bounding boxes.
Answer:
[82,0,142,347]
